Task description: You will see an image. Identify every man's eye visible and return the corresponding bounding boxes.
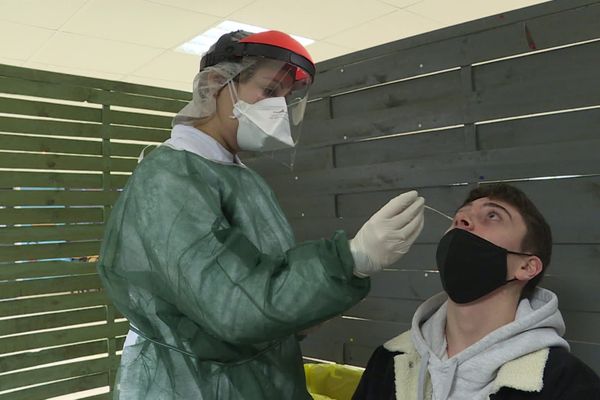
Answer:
[488,211,499,219]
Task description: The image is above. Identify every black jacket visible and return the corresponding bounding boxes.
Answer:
[353,345,600,399]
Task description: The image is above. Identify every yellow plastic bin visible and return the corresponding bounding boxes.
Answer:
[305,363,364,400]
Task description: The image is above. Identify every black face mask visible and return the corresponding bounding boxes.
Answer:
[436,229,534,304]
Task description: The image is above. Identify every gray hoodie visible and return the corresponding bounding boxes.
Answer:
[410,288,569,400]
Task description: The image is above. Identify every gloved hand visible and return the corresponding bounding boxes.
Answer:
[350,190,425,277]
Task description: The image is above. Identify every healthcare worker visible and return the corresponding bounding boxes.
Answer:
[98,29,425,400]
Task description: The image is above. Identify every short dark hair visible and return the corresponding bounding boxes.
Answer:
[460,183,552,299]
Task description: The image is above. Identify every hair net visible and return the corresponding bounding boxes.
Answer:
[172,59,255,127]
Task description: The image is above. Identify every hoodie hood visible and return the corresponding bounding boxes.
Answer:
[409,287,569,400]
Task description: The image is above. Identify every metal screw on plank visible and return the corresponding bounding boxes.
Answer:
[340,68,344,72]
[419,64,423,68]
[343,135,348,140]
[294,176,299,180]
[301,212,305,217]
[418,123,422,128]
[424,272,429,277]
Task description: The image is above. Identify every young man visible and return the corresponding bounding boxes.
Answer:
[353,183,600,399]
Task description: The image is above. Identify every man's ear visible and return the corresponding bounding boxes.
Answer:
[516,255,543,281]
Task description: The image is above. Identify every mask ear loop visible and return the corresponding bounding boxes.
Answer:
[226,80,240,119]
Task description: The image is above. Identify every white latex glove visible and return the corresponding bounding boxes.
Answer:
[350,191,425,277]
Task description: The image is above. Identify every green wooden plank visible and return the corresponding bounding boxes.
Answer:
[95,91,185,113]
[0,307,107,336]
[108,125,170,142]
[0,152,137,172]
[0,171,103,189]
[0,273,102,299]
[0,241,101,263]
[0,340,107,374]
[0,207,103,225]
[0,76,187,113]
[0,373,108,400]
[109,109,172,129]
[0,97,101,122]
[0,221,105,245]
[0,357,112,391]
[0,189,119,207]
[0,260,99,280]
[0,292,110,317]
[0,321,129,353]
[0,62,191,100]
[80,393,112,400]
[0,116,102,138]
[0,133,102,155]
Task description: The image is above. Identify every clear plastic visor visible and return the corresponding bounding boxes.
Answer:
[234,57,312,143]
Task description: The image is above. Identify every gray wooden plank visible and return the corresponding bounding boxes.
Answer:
[332,107,600,168]
[477,107,600,150]
[334,127,466,168]
[331,69,463,120]
[470,40,600,122]
[265,139,600,197]
[301,316,409,364]
[569,341,600,376]
[278,194,336,219]
[241,147,334,175]
[312,0,600,97]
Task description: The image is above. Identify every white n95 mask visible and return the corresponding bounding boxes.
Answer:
[227,81,295,152]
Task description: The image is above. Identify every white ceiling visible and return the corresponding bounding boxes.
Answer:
[0,0,548,92]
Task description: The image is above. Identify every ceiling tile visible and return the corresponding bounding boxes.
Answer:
[132,50,199,83]
[406,0,548,25]
[0,21,54,60]
[306,41,354,63]
[61,0,220,49]
[0,58,25,67]
[325,10,441,50]
[229,0,397,40]
[145,0,256,17]
[30,32,164,74]
[0,0,87,30]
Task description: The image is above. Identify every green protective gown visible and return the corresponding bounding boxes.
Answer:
[98,145,370,399]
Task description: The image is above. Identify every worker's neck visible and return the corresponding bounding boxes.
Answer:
[445,290,520,358]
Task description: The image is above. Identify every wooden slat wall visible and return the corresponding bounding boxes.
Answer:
[244,0,600,374]
[0,63,189,398]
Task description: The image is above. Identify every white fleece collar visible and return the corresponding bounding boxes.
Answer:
[384,325,550,398]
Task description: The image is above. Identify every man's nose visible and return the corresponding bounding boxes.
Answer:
[454,215,474,230]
